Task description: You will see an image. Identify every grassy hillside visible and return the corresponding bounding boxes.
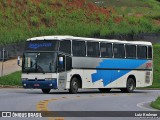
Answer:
[0,0,160,44]
[151,44,160,88]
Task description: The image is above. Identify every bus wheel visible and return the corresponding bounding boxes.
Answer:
[99,88,111,93]
[69,77,79,94]
[121,77,135,93]
[41,89,51,94]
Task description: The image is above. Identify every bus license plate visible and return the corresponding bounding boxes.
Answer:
[34,84,40,87]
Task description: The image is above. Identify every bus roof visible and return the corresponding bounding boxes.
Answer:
[27,35,152,45]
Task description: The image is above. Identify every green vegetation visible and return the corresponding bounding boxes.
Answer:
[0,71,21,86]
[0,0,160,45]
[149,44,160,88]
[151,97,160,110]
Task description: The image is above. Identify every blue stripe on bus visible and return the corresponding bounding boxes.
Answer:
[91,59,148,86]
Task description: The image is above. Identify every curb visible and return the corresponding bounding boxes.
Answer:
[0,85,22,88]
[136,88,160,90]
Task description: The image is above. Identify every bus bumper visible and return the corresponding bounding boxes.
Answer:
[22,79,57,89]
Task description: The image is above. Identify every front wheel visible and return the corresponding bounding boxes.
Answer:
[41,89,51,94]
[121,78,135,93]
[69,77,79,94]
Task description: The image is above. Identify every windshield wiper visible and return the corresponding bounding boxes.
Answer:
[36,64,45,74]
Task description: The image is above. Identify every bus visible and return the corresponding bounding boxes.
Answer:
[20,35,153,94]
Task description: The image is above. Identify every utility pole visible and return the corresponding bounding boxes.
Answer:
[1,48,5,76]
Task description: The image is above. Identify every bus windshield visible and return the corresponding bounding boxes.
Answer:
[22,52,57,73]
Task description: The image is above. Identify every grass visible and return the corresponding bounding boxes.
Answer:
[0,71,21,86]
[0,0,160,45]
[151,97,160,110]
[148,44,160,88]
[0,45,160,88]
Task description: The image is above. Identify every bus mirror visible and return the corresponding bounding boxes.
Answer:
[59,56,64,66]
[58,55,65,72]
[17,56,21,67]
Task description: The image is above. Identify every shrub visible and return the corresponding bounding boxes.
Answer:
[30,16,40,26]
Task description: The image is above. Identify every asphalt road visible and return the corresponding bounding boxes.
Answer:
[0,88,159,120]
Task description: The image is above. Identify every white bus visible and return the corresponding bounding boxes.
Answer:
[20,35,153,94]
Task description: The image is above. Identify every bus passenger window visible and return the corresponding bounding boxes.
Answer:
[72,41,86,57]
[137,46,147,59]
[100,43,112,58]
[126,45,136,58]
[148,46,152,59]
[87,42,99,57]
[113,44,125,58]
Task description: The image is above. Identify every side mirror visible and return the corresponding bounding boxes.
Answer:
[59,56,64,66]
[57,55,65,72]
[17,56,22,67]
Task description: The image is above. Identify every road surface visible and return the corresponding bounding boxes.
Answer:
[0,88,159,120]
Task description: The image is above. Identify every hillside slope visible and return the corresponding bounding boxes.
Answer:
[0,0,160,44]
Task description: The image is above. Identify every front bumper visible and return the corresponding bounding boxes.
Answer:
[22,79,57,89]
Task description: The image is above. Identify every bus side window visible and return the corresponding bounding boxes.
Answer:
[87,42,100,57]
[66,56,72,70]
[126,45,136,59]
[72,41,86,57]
[100,43,112,58]
[113,44,125,58]
[148,46,152,59]
[137,46,147,59]
[59,40,71,54]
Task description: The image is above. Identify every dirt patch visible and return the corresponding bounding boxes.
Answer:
[154,19,160,26]
[0,85,22,88]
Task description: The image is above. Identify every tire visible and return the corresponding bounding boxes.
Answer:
[69,77,79,94]
[121,77,135,93]
[41,89,51,94]
[99,88,111,93]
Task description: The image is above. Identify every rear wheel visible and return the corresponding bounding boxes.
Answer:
[41,89,51,94]
[121,77,135,93]
[99,88,111,93]
[69,77,79,94]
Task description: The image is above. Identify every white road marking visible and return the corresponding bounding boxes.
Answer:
[137,101,158,111]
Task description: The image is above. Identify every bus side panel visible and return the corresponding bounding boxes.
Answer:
[84,69,127,88]
[83,70,152,88]
[71,57,153,88]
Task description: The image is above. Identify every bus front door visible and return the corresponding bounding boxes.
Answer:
[58,55,67,89]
